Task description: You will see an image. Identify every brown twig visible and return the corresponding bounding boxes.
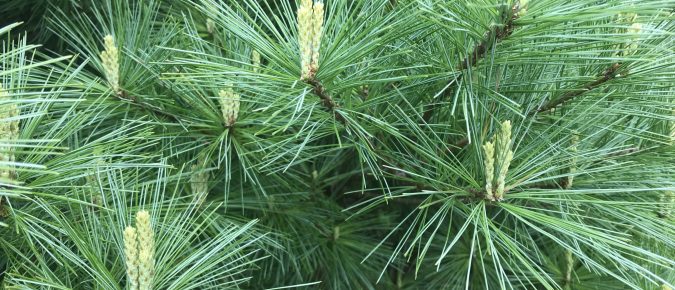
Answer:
[306,78,337,109]
[428,3,617,151]
[423,2,523,123]
[305,78,345,123]
[121,91,184,124]
[534,63,622,113]
[457,3,522,72]
[447,63,623,151]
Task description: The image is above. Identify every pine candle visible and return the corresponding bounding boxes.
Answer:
[124,210,155,290]
[100,35,122,97]
[124,226,140,290]
[136,210,154,290]
[0,84,19,182]
[483,120,514,201]
[298,0,324,80]
[190,162,209,206]
[482,141,495,199]
[218,88,241,127]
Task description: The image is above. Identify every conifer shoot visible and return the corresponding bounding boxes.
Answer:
[0,84,19,182]
[123,226,140,290]
[218,88,241,127]
[123,210,155,290]
[494,121,513,200]
[99,35,122,97]
[482,141,495,200]
[297,0,324,80]
[565,133,579,189]
[136,210,154,290]
[482,120,514,201]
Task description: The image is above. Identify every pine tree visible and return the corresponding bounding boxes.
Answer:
[1,0,674,289]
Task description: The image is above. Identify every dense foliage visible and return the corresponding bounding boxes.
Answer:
[1,0,673,289]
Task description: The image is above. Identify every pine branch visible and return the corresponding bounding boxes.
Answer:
[534,63,622,113]
[423,1,523,122]
[456,3,522,72]
[305,78,345,123]
[121,92,185,125]
[305,78,337,110]
[7,1,674,289]
[448,63,623,150]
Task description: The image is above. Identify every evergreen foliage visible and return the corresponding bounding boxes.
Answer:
[0,0,673,289]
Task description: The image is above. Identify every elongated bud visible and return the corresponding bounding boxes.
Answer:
[298,0,324,80]
[252,50,261,73]
[670,107,675,144]
[615,13,641,56]
[0,200,8,218]
[123,226,139,290]
[658,191,673,218]
[565,133,579,189]
[190,163,209,206]
[482,141,495,200]
[298,0,314,79]
[564,250,574,286]
[206,19,215,34]
[518,0,529,16]
[99,35,122,96]
[218,88,241,127]
[310,2,324,73]
[136,210,154,290]
[0,84,19,182]
[627,22,642,55]
[494,120,513,200]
